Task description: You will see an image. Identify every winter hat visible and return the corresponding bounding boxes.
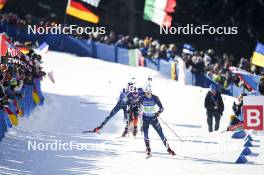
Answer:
[210,84,217,93]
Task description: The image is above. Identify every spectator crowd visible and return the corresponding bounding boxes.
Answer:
[1,12,264,94]
[0,33,46,116]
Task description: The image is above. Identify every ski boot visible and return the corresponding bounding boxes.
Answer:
[167,147,176,156]
[163,139,176,156]
[93,124,103,133]
[133,126,138,137]
[93,127,100,133]
[122,127,128,137]
[146,147,152,158]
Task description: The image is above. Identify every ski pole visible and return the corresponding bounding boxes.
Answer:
[158,116,184,142]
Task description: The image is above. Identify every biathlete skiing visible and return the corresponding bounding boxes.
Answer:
[140,83,175,157]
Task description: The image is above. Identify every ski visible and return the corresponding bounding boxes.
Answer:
[116,135,130,139]
[167,148,176,156]
[168,152,176,156]
[80,101,114,106]
[82,130,99,134]
[116,136,125,139]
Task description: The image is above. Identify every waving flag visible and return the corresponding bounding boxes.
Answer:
[3,106,18,126]
[34,42,49,55]
[252,42,264,68]
[32,86,40,104]
[0,34,8,57]
[229,66,261,92]
[0,0,6,10]
[1,33,33,72]
[17,47,29,55]
[143,0,176,27]
[66,0,99,23]
[145,0,176,13]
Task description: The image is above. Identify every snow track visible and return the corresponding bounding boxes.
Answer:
[0,51,263,175]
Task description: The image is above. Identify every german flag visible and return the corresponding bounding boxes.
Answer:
[66,0,99,23]
[17,46,30,55]
[0,0,6,10]
[3,106,18,126]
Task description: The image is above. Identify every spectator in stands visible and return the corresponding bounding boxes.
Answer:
[259,77,264,95]
[132,37,139,49]
[158,44,167,60]
[139,40,148,56]
[143,37,152,48]
[167,44,177,60]
[239,58,251,72]
[232,93,246,124]
[147,42,157,59]
[2,11,264,91]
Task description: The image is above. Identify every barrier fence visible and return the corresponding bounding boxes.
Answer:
[0,79,44,141]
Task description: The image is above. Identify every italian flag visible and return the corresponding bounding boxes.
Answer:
[128,49,144,67]
[145,0,176,13]
[143,0,176,27]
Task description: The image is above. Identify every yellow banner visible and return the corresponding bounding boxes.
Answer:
[252,52,264,68]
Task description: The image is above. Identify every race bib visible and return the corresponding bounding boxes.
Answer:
[143,106,156,116]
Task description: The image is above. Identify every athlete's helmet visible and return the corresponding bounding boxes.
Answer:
[143,84,152,93]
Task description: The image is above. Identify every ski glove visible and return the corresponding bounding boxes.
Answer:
[155,111,161,117]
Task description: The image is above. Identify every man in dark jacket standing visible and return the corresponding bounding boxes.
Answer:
[204,84,224,132]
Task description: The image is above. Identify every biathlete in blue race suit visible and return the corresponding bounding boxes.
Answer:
[93,83,132,132]
[140,85,175,156]
[122,87,144,137]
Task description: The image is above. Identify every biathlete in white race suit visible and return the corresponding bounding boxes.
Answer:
[140,84,175,156]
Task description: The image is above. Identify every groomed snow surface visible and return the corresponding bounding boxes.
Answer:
[0,51,263,175]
